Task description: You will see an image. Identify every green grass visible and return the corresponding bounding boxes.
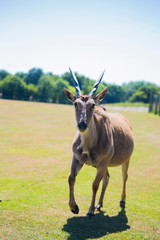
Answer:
[0,99,160,240]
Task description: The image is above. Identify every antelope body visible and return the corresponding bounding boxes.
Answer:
[64,69,134,218]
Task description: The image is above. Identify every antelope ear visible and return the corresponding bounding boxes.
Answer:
[64,88,76,103]
[94,87,108,104]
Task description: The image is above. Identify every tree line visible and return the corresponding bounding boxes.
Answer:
[0,68,159,104]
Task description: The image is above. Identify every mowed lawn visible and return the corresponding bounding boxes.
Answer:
[0,99,160,240]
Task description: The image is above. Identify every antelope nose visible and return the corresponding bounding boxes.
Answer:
[78,121,87,131]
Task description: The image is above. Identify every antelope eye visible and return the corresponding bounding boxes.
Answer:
[91,104,95,109]
[74,102,78,108]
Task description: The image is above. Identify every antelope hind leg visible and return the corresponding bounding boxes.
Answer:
[95,169,110,211]
[120,159,130,208]
[87,167,106,218]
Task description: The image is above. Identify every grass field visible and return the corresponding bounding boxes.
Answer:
[0,99,160,240]
[107,102,149,107]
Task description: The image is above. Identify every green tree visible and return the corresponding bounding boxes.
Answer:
[103,84,125,103]
[129,85,159,103]
[122,81,146,101]
[0,70,10,81]
[61,72,74,87]
[0,75,28,100]
[15,72,27,80]
[24,68,43,85]
[27,84,38,101]
[52,78,70,104]
[37,75,54,102]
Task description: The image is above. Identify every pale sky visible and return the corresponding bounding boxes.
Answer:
[0,0,160,85]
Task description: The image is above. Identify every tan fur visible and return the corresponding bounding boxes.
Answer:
[64,89,134,217]
[73,106,134,168]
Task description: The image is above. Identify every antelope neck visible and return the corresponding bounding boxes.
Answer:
[79,117,97,153]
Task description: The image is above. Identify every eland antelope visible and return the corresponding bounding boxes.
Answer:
[64,69,134,218]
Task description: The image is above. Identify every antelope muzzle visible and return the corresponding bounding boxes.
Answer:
[78,121,87,132]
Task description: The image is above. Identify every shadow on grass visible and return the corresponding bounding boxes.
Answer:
[63,208,130,240]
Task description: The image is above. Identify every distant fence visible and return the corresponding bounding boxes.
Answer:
[149,92,160,115]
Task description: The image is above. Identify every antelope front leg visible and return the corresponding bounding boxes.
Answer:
[68,155,83,214]
[87,167,106,218]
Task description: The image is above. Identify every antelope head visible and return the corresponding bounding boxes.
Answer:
[64,68,108,133]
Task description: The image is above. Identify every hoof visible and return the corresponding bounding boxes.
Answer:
[120,200,125,208]
[71,204,79,214]
[86,212,95,219]
[96,206,101,212]
[95,203,102,212]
